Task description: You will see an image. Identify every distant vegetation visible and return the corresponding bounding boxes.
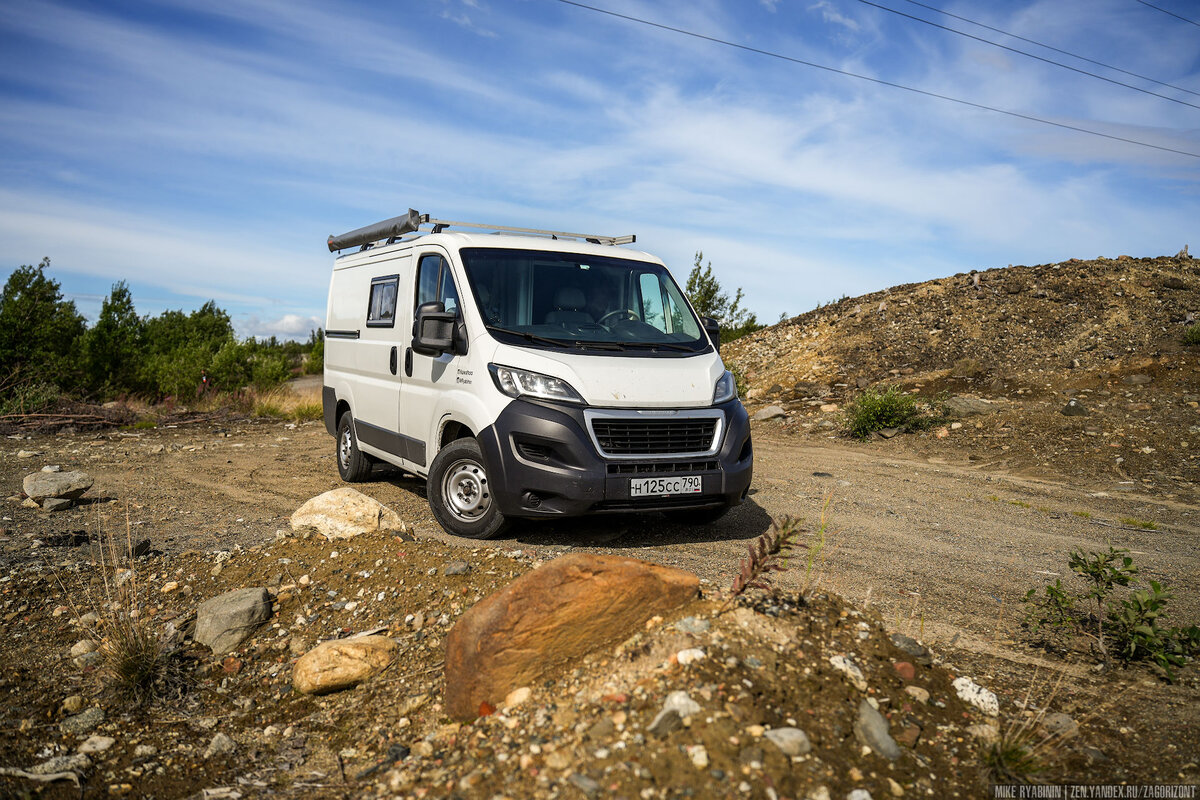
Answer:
[0,258,323,415]
[685,252,765,344]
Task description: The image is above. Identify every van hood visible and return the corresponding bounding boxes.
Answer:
[487,342,725,409]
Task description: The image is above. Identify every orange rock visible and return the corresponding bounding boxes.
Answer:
[293,635,396,695]
[444,553,699,720]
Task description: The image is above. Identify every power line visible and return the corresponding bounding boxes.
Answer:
[857,0,1200,112]
[1134,0,1200,28]
[898,0,1200,99]
[552,0,1200,159]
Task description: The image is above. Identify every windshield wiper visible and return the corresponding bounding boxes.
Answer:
[571,340,626,351]
[489,327,571,348]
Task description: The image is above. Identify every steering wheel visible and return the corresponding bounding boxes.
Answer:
[598,308,641,325]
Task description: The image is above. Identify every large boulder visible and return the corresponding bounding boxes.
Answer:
[194,588,271,654]
[290,488,407,540]
[23,470,94,502]
[293,635,397,695]
[445,553,700,721]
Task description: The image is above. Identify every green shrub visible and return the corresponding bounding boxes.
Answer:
[727,360,748,398]
[0,378,61,416]
[1024,547,1199,681]
[844,386,919,439]
[1183,324,1200,346]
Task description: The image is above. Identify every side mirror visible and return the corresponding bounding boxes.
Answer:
[700,315,721,352]
[412,301,456,356]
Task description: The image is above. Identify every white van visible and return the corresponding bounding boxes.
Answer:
[321,211,753,538]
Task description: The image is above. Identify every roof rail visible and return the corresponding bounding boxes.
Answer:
[328,209,635,252]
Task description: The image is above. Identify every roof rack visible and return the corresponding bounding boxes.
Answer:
[327,209,636,252]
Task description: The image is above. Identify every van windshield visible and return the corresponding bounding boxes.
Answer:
[460,248,709,354]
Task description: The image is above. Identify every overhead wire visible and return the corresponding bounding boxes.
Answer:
[897,0,1200,98]
[552,0,1200,159]
[1134,0,1200,29]
[857,0,1200,112]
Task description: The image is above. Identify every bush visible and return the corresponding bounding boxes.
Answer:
[844,386,920,439]
[1183,324,1200,346]
[0,377,61,416]
[1024,547,1200,681]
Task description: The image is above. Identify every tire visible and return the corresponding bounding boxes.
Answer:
[336,411,373,483]
[664,503,732,525]
[428,438,508,539]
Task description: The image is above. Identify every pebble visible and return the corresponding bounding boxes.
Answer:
[78,735,116,754]
[504,686,531,709]
[952,676,999,716]
[62,695,84,714]
[688,744,709,768]
[848,790,874,800]
[904,686,929,704]
[161,581,179,593]
[567,773,600,797]
[764,726,811,756]
[676,647,705,665]
[70,639,97,658]
[204,732,236,759]
[30,753,91,775]
[808,788,832,800]
[854,700,901,760]
[60,707,105,735]
[887,777,904,797]
[829,654,867,691]
[134,745,157,757]
[1041,711,1078,737]
[892,661,915,681]
[674,616,710,635]
[443,560,470,576]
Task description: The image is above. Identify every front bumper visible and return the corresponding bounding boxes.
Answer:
[476,398,753,518]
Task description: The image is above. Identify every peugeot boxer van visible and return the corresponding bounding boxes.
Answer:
[321,210,753,538]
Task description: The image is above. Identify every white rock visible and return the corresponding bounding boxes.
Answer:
[70,639,97,658]
[204,732,236,759]
[289,487,407,540]
[503,686,531,709]
[829,654,867,691]
[662,690,701,718]
[688,744,709,768]
[676,648,705,665]
[78,735,116,754]
[953,676,999,716]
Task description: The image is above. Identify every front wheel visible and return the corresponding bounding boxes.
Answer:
[664,503,732,525]
[336,411,372,482]
[427,438,509,539]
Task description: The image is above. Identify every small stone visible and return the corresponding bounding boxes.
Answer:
[194,587,272,654]
[70,639,98,658]
[966,723,999,743]
[567,773,600,797]
[78,735,116,754]
[904,686,929,704]
[952,676,999,716]
[819,403,838,413]
[829,654,867,691]
[133,745,157,758]
[807,788,832,800]
[161,581,179,594]
[204,732,236,759]
[43,497,73,512]
[443,560,470,576]
[504,686,531,709]
[674,616,710,635]
[854,700,900,760]
[1041,711,1078,737]
[892,661,915,681]
[42,465,62,473]
[764,727,811,756]
[848,789,874,800]
[647,709,682,737]
[877,427,902,439]
[22,470,93,502]
[752,405,787,422]
[17,450,38,458]
[60,706,105,735]
[889,633,932,665]
[676,647,705,665]
[689,744,709,768]
[30,753,91,775]
[1121,374,1152,386]
[1061,398,1088,416]
[887,779,905,798]
[62,695,84,714]
[293,635,397,695]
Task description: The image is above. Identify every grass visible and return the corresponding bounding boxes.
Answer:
[801,493,836,596]
[1071,510,1092,520]
[1008,500,1032,509]
[1120,517,1159,530]
[1183,324,1200,346]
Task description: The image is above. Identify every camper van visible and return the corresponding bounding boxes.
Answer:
[321,211,753,538]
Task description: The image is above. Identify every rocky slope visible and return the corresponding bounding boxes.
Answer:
[725,253,1199,498]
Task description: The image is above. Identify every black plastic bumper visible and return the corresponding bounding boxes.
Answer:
[476,398,753,519]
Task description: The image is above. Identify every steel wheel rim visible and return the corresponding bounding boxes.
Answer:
[442,458,491,522]
[339,426,353,471]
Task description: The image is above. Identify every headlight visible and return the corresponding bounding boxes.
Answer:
[713,370,737,404]
[489,364,585,404]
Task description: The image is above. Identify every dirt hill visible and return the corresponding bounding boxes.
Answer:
[725,253,1200,500]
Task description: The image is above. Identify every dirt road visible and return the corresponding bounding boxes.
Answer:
[7,417,1198,654]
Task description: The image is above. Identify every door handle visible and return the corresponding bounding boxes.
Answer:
[389,346,397,375]
[404,347,413,377]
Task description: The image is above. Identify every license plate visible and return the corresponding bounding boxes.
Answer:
[630,475,703,498]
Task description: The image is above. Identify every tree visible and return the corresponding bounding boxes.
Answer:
[685,252,763,343]
[0,257,86,387]
[84,280,144,396]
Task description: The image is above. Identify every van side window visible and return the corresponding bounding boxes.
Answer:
[366,275,399,327]
[416,255,460,316]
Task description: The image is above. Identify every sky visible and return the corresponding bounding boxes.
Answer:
[1,0,1198,339]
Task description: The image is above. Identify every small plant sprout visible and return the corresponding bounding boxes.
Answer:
[720,516,808,613]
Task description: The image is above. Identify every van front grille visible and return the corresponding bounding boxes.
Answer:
[607,460,719,475]
[591,418,717,456]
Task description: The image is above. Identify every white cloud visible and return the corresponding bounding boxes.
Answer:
[237,314,324,341]
[808,0,861,32]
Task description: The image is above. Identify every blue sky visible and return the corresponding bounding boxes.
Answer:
[1,0,1198,339]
